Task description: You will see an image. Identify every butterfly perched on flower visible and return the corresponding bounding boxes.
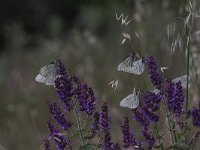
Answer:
[35,61,57,85]
[120,88,140,109]
[117,52,144,75]
[172,75,190,89]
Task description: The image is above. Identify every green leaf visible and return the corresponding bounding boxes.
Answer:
[79,144,102,150]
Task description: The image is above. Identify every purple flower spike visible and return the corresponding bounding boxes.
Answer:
[191,104,200,127]
[121,117,131,148]
[47,120,71,150]
[133,108,150,131]
[142,91,161,112]
[47,101,70,130]
[54,61,73,111]
[141,107,159,123]
[47,120,59,135]
[164,79,184,116]
[101,101,112,149]
[43,138,51,150]
[144,56,163,89]
[53,133,69,150]
[91,111,100,132]
[76,82,96,115]
[55,60,67,76]
[142,130,155,150]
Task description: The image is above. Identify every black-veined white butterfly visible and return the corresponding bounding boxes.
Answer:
[117,52,144,75]
[35,61,57,85]
[120,88,140,109]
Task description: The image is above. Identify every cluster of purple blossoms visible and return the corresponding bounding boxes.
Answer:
[100,101,121,150]
[75,82,96,115]
[164,79,184,116]
[100,101,112,149]
[141,130,155,149]
[133,108,150,131]
[142,91,161,112]
[191,103,200,127]
[141,107,159,123]
[46,120,70,150]
[121,117,131,148]
[47,101,70,130]
[54,60,73,111]
[144,56,163,90]
[121,117,138,149]
[91,111,100,132]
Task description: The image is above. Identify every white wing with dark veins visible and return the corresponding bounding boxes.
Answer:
[35,62,57,86]
[117,57,144,75]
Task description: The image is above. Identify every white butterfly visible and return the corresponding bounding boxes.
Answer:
[35,61,57,85]
[117,53,144,75]
[120,88,140,109]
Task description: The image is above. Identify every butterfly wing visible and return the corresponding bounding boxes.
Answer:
[117,57,144,75]
[117,56,132,71]
[35,63,57,85]
[35,74,47,83]
[120,93,139,109]
[172,75,190,88]
[131,58,144,75]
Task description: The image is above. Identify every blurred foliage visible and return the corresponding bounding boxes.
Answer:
[0,0,200,149]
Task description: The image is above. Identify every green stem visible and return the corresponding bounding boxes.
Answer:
[73,104,86,149]
[155,124,162,150]
[164,102,175,148]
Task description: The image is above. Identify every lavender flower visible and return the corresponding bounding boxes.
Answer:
[55,60,67,76]
[141,107,159,123]
[47,120,59,135]
[47,101,70,130]
[144,56,163,89]
[133,108,150,131]
[191,104,200,127]
[101,101,112,149]
[53,133,69,150]
[164,79,184,116]
[142,91,161,112]
[142,130,155,150]
[121,117,131,148]
[47,120,70,150]
[43,138,50,150]
[91,111,100,132]
[75,82,96,115]
[54,61,73,111]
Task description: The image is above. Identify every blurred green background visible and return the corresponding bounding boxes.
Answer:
[0,0,200,149]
